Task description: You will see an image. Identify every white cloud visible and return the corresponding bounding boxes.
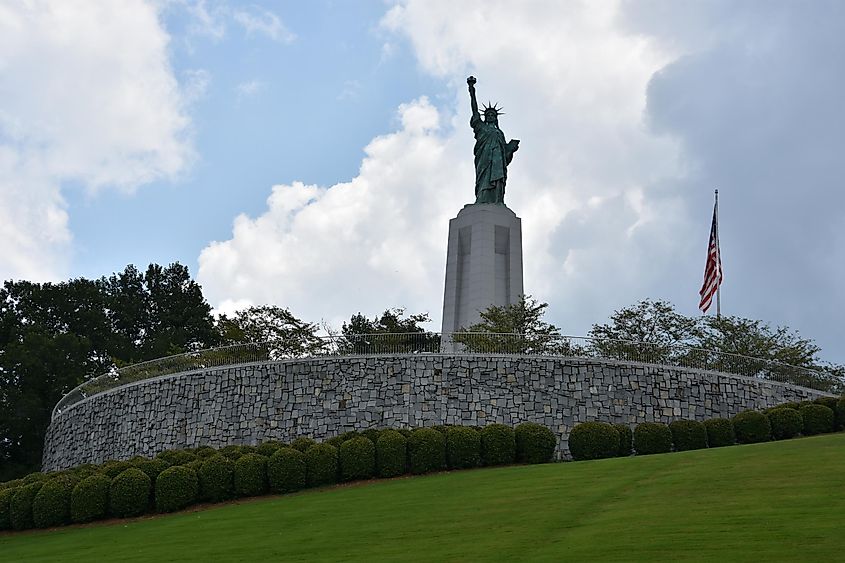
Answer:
[198,0,688,334]
[236,79,264,99]
[232,6,295,43]
[185,0,226,41]
[0,0,195,281]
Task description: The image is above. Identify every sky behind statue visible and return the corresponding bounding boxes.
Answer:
[1,1,843,362]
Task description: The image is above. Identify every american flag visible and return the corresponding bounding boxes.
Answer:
[699,198,722,313]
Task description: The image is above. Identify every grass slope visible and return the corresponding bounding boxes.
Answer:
[2,433,844,562]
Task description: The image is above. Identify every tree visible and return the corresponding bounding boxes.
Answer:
[339,309,437,354]
[589,298,844,391]
[587,299,699,363]
[0,263,220,480]
[216,305,325,360]
[452,295,566,354]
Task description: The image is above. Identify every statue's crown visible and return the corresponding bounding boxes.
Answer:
[483,102,504,116]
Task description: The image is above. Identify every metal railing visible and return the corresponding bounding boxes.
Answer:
[51,332,843,419]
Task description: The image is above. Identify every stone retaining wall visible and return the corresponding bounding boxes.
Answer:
[42,355,830,471]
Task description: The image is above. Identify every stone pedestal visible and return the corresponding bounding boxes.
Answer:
[440,204,524,337]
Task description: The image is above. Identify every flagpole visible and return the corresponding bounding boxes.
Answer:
[715,189,721,318]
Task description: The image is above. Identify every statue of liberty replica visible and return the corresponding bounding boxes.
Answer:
[467,76,520,204]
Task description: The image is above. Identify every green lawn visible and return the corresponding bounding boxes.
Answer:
[2,434,844,562]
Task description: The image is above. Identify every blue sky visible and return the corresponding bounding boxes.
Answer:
[2,1,844,364]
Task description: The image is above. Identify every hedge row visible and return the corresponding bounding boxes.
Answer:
[568,397,842,462]
[0,422,555,533]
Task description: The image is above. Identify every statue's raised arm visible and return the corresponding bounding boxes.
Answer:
[466,76,519,205]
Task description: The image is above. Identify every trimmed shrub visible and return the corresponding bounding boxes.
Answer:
[515,422,556,464]
[480,424,516,466]
[239,445,257,456]
[291,437,317,453]
[99,459,134,478]
[778,401,801,411]
[256,440,284,458]
[305,444,339,487]
[669,420,707,451]
[339,437,376,481]
[10,482,43,530]
[234,453,268,497]
[446,427,482,469]
[70,474,110,523]
[109,468,151,518]
[198,455,235,502]
[613,424,633,457]
[157,449,197,466]
[634,422,672,455]
[33,478,73,528]
[408,428,446,474]
[838,395,845,430]
[767,408,803,440]
[268,448,306,493]
[800,404,834,436]
[133,458,170,484]
[703,418,735,447]
[22,472,47,484]
[195,446,217,459]
[568,422,619,461]
[325,435,346,449]
[432,425,452,436]
[361,428,381,445]
[732,410,771,444]
[375,430,407,478]
[155,466,199,513]
[0,487,16,530]
[396,428,414,440]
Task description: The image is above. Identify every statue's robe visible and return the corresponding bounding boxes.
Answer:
[471,113,515,204]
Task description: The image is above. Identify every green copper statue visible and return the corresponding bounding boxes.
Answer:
[468,76,519,205]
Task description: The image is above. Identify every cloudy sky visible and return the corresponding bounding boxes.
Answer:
[1,0,843,362]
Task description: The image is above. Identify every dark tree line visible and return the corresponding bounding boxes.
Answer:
[0,263,219,480]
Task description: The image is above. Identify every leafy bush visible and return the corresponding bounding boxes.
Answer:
[291,437,317,453]
[305,444,339,487]
[432,425,452,436]
[155,466,199,513]
[256,440,284,458]
[515,422,557,464]
[99,459,134,478]
[778,401,801,411]
[109,468,151,518]
[480,424,516,466]
[0,487,16,530]
[234,453,268,497]
[220,445,245,460]
[70,474,110,523]
[568,422,619,461]
[375,430,407,477]
[10,482,43,530]
[613,424,633,457]
[703,418,735,447]
[767,408,803,440]
[268,448,306,493]
[838,395,845,430]
[157,450,197,466]
[198,455,235,502]
[22,473,47,484]
[732,410,771,444]
[325,435,346,449]
[408,428,446,474]
[339,437,376,481]
[361,428,381,444]
[396,428,414,440]
[133,458,170,483]
[195,446,218,459]
[33,478,74,528]
[633,422,672,455]
[445,427,481,469]
[669,420,707,451]
[800,404,834,436]
[239,445,257,456]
